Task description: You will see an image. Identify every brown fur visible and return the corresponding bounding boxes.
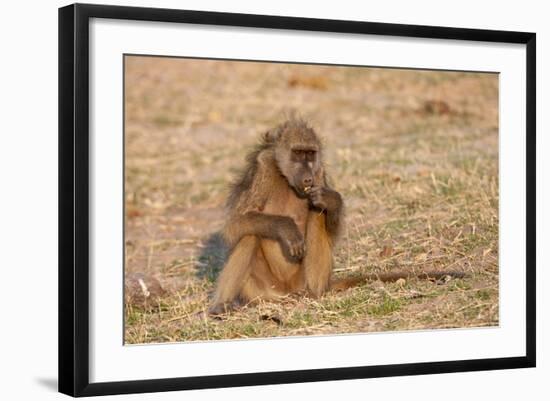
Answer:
[210,118,342,314]
[209,118,465,315]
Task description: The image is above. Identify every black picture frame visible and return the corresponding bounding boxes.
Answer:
[58,3,536,397]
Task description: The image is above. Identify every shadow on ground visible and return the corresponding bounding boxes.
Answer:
[195,232,228,283]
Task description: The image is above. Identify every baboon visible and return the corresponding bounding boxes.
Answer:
[209,118,464,314]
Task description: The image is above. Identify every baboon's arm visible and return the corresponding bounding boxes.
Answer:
[223,212,285,246]
[324,189,343,239]
[307,186,343,239]
[223,212,305,262]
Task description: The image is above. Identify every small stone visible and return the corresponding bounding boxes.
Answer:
[125,272,166,307]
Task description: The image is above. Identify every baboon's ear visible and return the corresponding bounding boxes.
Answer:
[263,128,281,143]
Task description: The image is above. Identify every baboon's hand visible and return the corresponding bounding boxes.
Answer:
[307,186,342,212]
[277,217,305,263]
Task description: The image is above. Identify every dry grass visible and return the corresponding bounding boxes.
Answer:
[124,56,499,344]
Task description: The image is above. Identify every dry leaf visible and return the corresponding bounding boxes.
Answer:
[422,99,451,115]
[288,75,328,90]
[380,245,393,258]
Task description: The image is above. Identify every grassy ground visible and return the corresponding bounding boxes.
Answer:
[124,56,499,344]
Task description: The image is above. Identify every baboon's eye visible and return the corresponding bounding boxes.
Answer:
[306,150,316,160]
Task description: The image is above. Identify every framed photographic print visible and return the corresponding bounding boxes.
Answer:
[58,3,536,397]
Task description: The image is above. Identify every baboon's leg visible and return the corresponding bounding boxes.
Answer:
[302,211,333,297]
[261,238,302,286]
[240,247,286,303]
[210,235,259,313]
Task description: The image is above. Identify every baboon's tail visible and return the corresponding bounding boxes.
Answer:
[330,270,466,291]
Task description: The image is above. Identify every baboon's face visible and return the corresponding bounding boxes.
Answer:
[276,133,322,198]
